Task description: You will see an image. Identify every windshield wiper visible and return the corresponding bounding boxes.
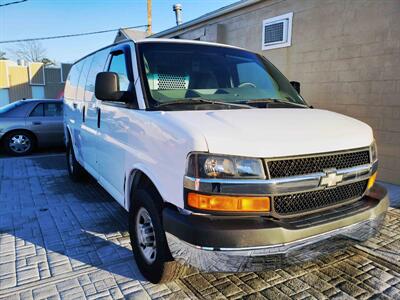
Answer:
[244,98,308,108]
[153,98,254,109]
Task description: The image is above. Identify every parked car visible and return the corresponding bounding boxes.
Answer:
[0,99,64,155]
[64,38,389,283]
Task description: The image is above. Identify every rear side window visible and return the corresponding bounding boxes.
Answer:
[44,103,63,116]
[108,52,130,91]
[84,48,110,101]
[30,103,63,117]
[64,61,84,101]
[76,56,93,101]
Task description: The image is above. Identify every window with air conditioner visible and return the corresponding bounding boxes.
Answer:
[262,12,293,50]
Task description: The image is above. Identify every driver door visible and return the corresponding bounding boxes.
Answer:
[96,44,136,205]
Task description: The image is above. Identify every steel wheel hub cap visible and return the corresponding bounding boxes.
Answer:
[9,135,31,153]
[136,207,157,264]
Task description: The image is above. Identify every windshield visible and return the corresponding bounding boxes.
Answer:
[138,42,307,109]
[0,101,24,114]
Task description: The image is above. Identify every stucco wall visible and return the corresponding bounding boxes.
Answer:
[157,0,400,184]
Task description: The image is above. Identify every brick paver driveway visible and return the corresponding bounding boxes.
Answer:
[1,154,400,299]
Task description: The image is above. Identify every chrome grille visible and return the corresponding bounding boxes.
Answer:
[267,150,370,178]
[273,180,368,216]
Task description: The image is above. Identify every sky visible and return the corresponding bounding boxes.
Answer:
[0,0,237,63]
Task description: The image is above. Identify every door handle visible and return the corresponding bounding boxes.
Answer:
[32,121,42,125]
[82,105,86,123]
[73,103,78,109]
[97,107,101,128]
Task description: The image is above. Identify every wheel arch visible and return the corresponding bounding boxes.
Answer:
[64,125,73,145]
[64,125,79,159]
[126,168,164,212]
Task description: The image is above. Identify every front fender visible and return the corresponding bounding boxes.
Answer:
[125,164,165,211]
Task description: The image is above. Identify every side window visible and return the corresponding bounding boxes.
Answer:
[30,104,44,117]
[108,52,130,91]
[30,103,63,117]
[76,57,93,101]
[44,103,63,117]
[64,61,83,101]
[84,48,110,101]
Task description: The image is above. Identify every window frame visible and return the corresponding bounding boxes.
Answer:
[262,12,293,51]
[107,44,135,85]
[108,52,130,92]
[29,103,44,117]
[29,102,63,117]
[84,48,111,102]
[103,43,138,107]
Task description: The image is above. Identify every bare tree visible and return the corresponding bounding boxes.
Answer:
[41,57,55,66]
[0,51,7,60]
[11,40,48,62]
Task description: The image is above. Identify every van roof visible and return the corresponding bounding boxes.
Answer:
[72,38,249,66]
[135,38,247,51]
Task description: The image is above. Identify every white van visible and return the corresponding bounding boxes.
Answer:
[64,38,388,283]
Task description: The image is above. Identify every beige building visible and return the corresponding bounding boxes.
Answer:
[0,60,72,106]
[125,0,398,184]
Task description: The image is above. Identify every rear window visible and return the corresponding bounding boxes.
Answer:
[0,101,24,114]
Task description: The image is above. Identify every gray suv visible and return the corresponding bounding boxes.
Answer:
[0,99,64,156]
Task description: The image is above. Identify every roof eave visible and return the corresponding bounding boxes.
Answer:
[151,0,261,38]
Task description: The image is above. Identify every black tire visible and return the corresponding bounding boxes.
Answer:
[129,189,187,283]
[3,130,35,156]
[66,141,86,182]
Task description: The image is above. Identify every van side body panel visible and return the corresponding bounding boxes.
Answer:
[120,110,209,210]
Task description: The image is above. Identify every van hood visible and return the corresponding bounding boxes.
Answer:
[162,108,373,158]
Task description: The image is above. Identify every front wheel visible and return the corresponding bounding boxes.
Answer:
[129,189,186,283]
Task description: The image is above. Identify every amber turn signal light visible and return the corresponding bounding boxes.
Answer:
[187,193,270,212]
[367,172,377,190]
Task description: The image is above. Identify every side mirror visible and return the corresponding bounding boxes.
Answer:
[95,72,125,102]
[290,81,301,94]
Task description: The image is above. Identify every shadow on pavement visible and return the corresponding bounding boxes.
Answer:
[0,146,65,159]
[0,154,145,281]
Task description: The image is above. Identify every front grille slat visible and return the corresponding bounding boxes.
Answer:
[267,150,370,178]
[274,180,368,216]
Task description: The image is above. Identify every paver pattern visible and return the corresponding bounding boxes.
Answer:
[0,154,400,299]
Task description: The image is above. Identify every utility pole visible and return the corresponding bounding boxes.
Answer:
[147,0,152,35]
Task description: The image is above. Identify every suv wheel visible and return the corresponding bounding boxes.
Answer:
[66,141,85,181]
[129,189,187,283]
[4,131,35,156]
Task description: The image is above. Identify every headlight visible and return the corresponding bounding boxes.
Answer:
[370,140,378,163]
[186,153,266,179]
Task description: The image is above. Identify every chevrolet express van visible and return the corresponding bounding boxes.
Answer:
[64,38,389,283]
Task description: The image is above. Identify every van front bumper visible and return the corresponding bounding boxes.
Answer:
[163,184,389,272]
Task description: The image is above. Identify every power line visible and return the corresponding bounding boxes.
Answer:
[0,0,27,7]
[0,25,149,44]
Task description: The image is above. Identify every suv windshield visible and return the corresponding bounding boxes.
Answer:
[138,42,307,110]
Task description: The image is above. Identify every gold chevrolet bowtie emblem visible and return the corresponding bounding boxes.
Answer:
[320,170,343,187]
